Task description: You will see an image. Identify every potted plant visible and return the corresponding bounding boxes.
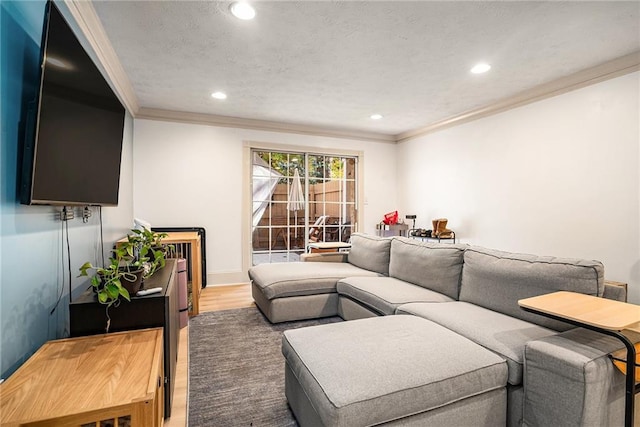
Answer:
[117,238,147,293]
[128,227,173,279]
[78,248,132,333]
[77,228,172,332]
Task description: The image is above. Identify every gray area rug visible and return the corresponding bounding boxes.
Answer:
[189,307,341,426]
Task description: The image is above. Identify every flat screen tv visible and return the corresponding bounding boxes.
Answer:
[20,0,125,206]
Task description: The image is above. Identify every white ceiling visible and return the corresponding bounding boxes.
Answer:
[91,0,640,138]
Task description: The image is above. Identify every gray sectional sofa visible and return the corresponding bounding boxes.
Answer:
[248,233,628,426]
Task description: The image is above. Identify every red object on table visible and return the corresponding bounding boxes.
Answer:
[383,211,398,225]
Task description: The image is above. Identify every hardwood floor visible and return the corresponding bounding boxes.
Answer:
[164,283,254,427]
[199,283,256,312]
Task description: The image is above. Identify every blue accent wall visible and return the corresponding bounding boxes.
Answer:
[0,1,134,379]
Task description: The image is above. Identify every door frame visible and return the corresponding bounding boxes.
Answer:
[242,140,364,273]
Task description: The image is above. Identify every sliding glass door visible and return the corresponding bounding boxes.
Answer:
[251,149,358,265]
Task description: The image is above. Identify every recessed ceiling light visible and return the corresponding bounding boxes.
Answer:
[470,63,491,74]
[370,114,383,120]
[211,91,227,100]
[230,2,256,20]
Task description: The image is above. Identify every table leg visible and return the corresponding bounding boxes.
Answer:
[613,331,637,427]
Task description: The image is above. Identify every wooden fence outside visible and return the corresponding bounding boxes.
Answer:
[253,180,356,250]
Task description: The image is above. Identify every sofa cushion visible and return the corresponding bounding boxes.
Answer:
[397,302,557,385]
[248,262,380,300]
[459,246,604,331]
[282,315,507,426]
[347,233,392,275]
[337,276,453,315]
[389,237,466,299]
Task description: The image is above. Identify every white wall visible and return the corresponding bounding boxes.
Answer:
[397,72,640,303]
[132,120,398,284]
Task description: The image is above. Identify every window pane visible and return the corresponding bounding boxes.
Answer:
[309,180,326,203]
[346,158,356,180]
[289,154,304,177]
[327,157,344,179]
[252,149,357,265]
[308,155,324,181]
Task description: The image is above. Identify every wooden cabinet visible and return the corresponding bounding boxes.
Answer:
[0,328,164,426]
[161,232,203,315]
[70,260,179,418]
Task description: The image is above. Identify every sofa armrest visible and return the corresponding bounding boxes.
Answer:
[523,328,625,427]
[300,252,349,263]
[603,281,627,302]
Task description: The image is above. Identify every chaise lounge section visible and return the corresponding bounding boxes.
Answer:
[249,233,391,323]
[248,233,629,426]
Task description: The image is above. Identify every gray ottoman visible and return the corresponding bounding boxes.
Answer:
[282,315,508,426]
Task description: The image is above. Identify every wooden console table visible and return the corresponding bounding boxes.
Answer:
[118,231,202,315]
[0,328,164,426]
[519,291,640,427]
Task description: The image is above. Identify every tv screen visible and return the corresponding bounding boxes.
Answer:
[20,1,125,206]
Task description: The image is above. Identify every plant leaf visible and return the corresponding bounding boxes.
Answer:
[98,291,108,303]
[106,283,119,299]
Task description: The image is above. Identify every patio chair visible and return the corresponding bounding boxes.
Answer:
[270,215,330,250]
[325,220,352,242]
[308,215,329,243]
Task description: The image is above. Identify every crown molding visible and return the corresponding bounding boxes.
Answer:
[395,52,640,143]
[136,108,397,144]
[63,0,139,115]
[54,4,639,145]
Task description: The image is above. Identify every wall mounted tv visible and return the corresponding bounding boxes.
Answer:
[20,0,125,206]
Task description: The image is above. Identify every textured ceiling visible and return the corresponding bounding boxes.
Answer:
[91,1,640,136]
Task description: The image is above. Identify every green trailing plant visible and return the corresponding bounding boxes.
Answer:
[128,227,173,278]
[77,228,172,332]
[78,245,135,333]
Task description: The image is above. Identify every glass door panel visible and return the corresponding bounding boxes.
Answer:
[252,149,357,265]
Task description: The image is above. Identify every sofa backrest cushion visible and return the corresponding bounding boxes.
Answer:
[459,246,604,331]
[389,237,466,299]
[348,233,392,275]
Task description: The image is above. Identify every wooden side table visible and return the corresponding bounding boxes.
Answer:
[162,232,202,315]
[308,241,352,253]
[0,328,164,426]
[519,291,640,427]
